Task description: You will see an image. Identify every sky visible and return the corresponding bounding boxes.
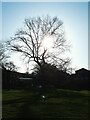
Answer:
[89,2,90,70]
[0,0,89,2]
[1,2,88,73]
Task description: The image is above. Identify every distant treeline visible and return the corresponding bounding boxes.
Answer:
[1,67,89,90]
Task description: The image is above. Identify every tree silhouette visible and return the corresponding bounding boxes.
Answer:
[0,42,8,68]
[0,42,17,71]
[0,43,5,64]
[3,61,17,71]
[7,15,70,72]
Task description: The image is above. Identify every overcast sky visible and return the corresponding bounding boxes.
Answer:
[1,2,88,72]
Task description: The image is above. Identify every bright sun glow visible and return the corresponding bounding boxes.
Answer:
[42,35,54,52]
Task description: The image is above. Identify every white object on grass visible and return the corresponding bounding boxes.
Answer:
[42,95,45,99]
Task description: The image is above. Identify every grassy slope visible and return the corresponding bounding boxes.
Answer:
[2,89,89,119]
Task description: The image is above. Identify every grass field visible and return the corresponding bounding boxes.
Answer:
[2,89,89,119]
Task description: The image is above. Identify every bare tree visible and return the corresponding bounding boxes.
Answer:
[0,43,7,68]
[0,43,5,62]
[0,43,17,71]
[3,61,17,71]
[7,15,71,72]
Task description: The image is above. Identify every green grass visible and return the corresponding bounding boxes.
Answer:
[2,89,89,119]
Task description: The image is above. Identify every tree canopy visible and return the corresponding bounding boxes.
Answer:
[7,15,71,73]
